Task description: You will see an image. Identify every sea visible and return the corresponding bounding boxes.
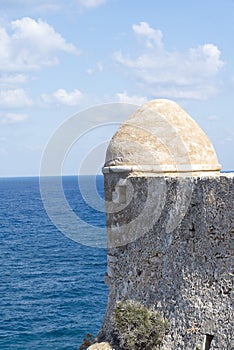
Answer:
[0,175,108,350]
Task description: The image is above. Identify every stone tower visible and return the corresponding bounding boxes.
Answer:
[99,99,233,350]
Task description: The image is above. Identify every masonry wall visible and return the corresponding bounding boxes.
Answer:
[99,173,233,350]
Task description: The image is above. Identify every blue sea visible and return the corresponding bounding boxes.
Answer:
[0,176,108,350]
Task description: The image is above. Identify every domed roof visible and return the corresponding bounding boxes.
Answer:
[103,99,221,176]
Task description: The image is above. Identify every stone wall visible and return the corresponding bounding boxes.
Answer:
[98,173,233,350]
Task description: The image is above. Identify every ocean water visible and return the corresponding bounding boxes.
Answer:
[0,176,108,350]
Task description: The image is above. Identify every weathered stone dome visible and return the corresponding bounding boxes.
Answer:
[103,99,221,176]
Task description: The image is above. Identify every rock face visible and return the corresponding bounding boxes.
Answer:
[99,100,233,349]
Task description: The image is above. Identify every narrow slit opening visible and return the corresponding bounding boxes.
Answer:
[203,334,214,350]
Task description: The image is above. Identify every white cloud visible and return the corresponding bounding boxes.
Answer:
[207,115,220,121]
[0,17,80,72]
[41,88,84,106]
[116,91,147,105]
[114,22,225,100]
[0,0,64,19]
[86,62,104,75]
[86,68,94,75]
[133,22,163,49]
[0,112,28,125]
[139,85,219,100]
[0,74,27,86]
[97,62,104,72]
[33,2,63,13]
[77,0,107,8]
[0,89,33,108]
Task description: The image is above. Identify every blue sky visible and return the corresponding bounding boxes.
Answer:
[0,0,233,176]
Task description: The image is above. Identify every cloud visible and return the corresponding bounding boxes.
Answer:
[33,2,63,13]
[114,22,225,100]
[0,17,80,72]
[97,62,104,72]
[207,114,220,121]
[86,62,104,75]
[77,0,107,8]
[41,88,84,106]
[133,22,163,49]
[0,89,33,108]
[116,91,147,105]
[0,74,28,86]
[86,68,94,75]
[0,112,28,125]
[0,0,63,14]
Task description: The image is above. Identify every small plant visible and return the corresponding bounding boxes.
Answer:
[79,333,94,350]
[115,300,169,350]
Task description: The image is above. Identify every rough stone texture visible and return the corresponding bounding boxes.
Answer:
[98,174,234,350]
[103,99,221,177]
[87,342,113,350]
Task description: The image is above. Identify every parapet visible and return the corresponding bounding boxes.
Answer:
[103,99,221,176]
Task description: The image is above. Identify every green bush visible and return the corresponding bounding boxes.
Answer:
[115,300,168,350]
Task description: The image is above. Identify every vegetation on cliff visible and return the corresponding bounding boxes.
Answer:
[115,300,168,350]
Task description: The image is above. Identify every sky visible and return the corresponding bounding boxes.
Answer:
[0,0,234,177]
